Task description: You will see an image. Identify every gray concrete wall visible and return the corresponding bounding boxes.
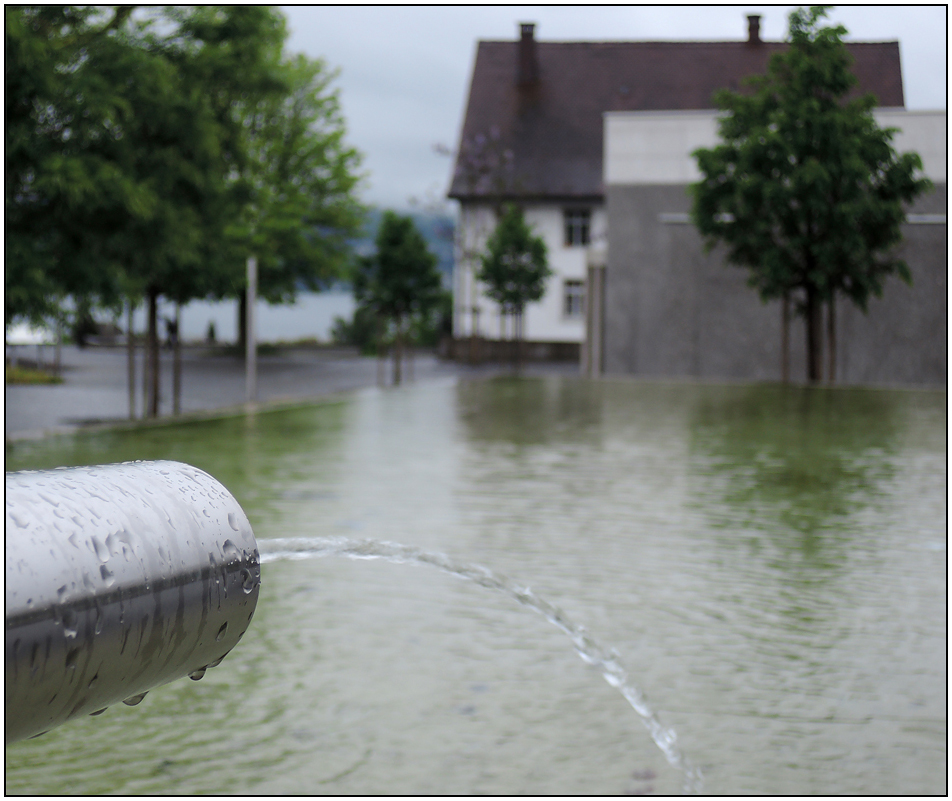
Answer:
[605,183,946,386]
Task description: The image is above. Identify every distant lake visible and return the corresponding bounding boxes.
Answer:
[130,290,356,344]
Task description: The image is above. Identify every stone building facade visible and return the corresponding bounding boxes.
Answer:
[599,110,946,386]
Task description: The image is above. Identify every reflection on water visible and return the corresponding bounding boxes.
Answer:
[690,384,898,541]
[4,400,350,520]
[5,377,946,795]
[457,375,606,446]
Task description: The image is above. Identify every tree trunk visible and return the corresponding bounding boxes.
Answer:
[805,285,823,384]
[375,312,387,387]
[173,303,182,414]
[469,306,480,365]
[515,308,523,373]
[54,321,62,378]
[827,294,836,384]
[142,305,150,417]
[393,317,403,385]
[376,314,385,386]
[127,299,136,419]
[237,288,247,352]
[781,292,790,384]
[147,288,160,417]
[245,256,257,404]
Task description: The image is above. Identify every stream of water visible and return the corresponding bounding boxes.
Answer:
[259,535,704,793]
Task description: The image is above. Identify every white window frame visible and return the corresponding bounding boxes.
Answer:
[563,279,585,318]
[563,208,591,247]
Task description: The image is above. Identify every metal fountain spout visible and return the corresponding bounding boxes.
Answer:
[5,461,260,743]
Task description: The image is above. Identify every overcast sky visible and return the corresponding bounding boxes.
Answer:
[280,5,947,213]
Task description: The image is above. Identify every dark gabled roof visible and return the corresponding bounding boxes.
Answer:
[447,37,905,201]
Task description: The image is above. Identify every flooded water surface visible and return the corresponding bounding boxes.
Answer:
[5,376,946,794]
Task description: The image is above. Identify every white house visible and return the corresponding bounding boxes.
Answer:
[452,201,605,349]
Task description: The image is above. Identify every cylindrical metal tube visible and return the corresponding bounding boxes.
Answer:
[5,461,260,743]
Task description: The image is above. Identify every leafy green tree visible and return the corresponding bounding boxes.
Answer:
[7,6,364,417]
[335,288,451,355]
[6,6,258,414]
[690,6,931,383]
[354,211,443,384]
[99,8,268,416]
[477,203,550,366]
[212,46,364,350]
[411,288,453,349]
[156,6,288,358]
[6,6,138,326]
[331,303,380,355]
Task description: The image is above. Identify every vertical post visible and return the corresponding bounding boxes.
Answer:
[54,320,62,378]
[142,302,150,417]
[469,306,477,364]
[148,289,159,418]
[806,286,823,384]
[581,295,590,377]
[516,309,524,372]
[393,319,403,386]
[470,307,481,364]
[467,240,477,364]
[376,314,385,387]
[237,291,247,353]
[584,246,606,378]
[453,221,467,363]
[827,294,836,384]
[245,255,257,404]
[127,300,136,419]
[468,238,481,366]
[173,303,182,415]
[781,292,790,384]
[592,266,603,377]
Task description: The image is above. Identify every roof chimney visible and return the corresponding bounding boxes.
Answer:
[517,22,539,85]
[747,14,761,44]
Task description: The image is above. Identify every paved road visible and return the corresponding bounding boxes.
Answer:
[5,344,578,440]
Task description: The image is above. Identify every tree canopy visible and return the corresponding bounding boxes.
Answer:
[6,6,140,323]
[5,5,364,326]
[217,49,365,307]
[353,211,443,383]
[477,204,550,318]
[6,5,366,419]
[690,6,931,382]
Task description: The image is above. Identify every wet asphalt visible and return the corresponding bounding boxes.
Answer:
[5,343,578,441]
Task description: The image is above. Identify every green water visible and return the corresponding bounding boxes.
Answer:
[5,376,946,794]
